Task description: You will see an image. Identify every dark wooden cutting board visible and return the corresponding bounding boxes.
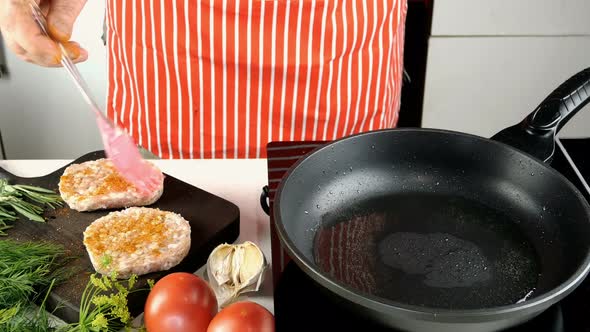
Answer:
[0,151,240,323]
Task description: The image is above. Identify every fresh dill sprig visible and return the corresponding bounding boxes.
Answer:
[0,280,57,332]
[0,179,64,235]
[0,240,69,332]
[58,273,150,332]
[0,240,68,307]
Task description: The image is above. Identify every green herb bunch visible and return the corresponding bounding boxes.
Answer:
[0,179,64,235]
[57,273,151,332]
[0,240,69,332]
[0,239,150,331]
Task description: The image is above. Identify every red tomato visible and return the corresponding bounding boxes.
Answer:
[144,272,218,332]
[207,301,275,332]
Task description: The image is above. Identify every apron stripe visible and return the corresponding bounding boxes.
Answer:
[212,0,223,158]
[196,0,204,159]
[311,1,329,141]
[357,0,377,133]
[198,1,215,158]
[320,3,337,141]
[341,0,357,138]
[330,0,346,141]
[351,0,368,135]
[237,0,248,158]
[288,0,304,142]
[171,0,182,159]
[140,0,152,152]
[117,0,126,127]
[132,0,143,148]
[213,0,224,159]
[221,0,228,158]
[266,3,278,150]
[255,1,266,159]
[122,0,134,140]
[107,0,407,159]
[298,0,315,142]
[113,0,123,128]
[369,0,387,131]
[162,0,174,158]
[379,0,395,129]
[106,0,116,125]
[184,0,194,159]
[276,1,292,141]
[149,0,162,156]
[244,0,252,158]
[231,0,240,159]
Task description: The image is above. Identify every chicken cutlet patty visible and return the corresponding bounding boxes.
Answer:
[58,158,164,211]
[83,207,191,278]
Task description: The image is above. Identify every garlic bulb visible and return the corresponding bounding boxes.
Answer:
[207,241,266,307]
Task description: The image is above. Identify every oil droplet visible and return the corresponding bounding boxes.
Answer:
[543,206,547,211]
[304,211,309,214]
[316,204,320,209]
[349,166,353,171]
[371,145,375,149]
[531,172,535,176]
[329,191,333,194]
[356,189,360,193]
[343,172,346,175]
[436,182,440,186]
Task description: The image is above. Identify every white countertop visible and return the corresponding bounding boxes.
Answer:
[0,159,274,317]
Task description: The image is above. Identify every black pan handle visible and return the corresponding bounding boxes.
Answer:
[525,67,590,134]
[260,185,270,216]
[492,67,590,163]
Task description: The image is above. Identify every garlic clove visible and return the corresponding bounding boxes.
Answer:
[231,245,244,286]
[208,243,235,285]
[206,241,267,308]
[239,241,264,285]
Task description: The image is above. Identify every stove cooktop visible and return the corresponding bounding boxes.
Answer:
[267,137,590,332]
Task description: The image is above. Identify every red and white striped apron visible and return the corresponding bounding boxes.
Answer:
[105,0,407,159]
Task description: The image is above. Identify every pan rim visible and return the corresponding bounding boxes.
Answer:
[273,127,590,323]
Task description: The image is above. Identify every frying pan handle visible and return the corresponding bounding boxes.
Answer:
[525,67,590,134]
[492,67,590,163]
[260,185,270,216]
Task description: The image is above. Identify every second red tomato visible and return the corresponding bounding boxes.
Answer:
[207,301,275,332]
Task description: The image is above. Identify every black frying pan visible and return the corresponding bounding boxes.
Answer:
[271,68,590,332]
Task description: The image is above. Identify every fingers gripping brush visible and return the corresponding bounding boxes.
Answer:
[28,0,163,194]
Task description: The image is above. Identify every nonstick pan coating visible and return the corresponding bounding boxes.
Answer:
[273,130,590,332]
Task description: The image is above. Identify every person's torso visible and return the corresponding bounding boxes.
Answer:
[105,0,407,159]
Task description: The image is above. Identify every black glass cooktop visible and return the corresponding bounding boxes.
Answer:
[271,137,590,332]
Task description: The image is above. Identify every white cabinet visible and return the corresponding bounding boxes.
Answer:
[0,1,106,159]
[422,0,590,139]
[431,0,590,36]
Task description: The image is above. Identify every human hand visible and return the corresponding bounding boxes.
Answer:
[0,0,88,67]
